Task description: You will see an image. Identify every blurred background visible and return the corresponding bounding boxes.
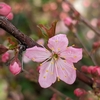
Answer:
[0,0,100,100]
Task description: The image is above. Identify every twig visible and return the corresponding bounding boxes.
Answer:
[49,86,72,100]
[73,31,97,66]
[64,0,100,36]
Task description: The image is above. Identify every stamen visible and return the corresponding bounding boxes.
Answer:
[55,40,58,42]
[57,76,60,81]
[58,48,60,51]
[51,47,54,50]
[50,72,53,75]
[32,58,35,61]
[51,61,54,64]
[72,66,76,70]
[65,75,67,77]
[43,76,46,78]
[74,55,77,58]
[46,70,49,72]
[62,68,65,70]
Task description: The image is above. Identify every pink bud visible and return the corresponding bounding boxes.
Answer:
[6,12,13,20]
[0,2,11,16]
[9,59,21,75]
[74,88,86,97]
[87,66,94,74]
[1,52,9,62]
[81,66,88,73]
[64,17,72,26]
[91,66,100,76]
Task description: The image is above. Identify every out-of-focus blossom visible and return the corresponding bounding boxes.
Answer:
[64,17,73,26]
[1,52,9,62]
[9,59,21,75]
[83,0,90,8]
[59,12,67,20]
[74,88,86,97]
[25,34,82,88]
[56,21,68,34]
[0,2,13,20]
[49,2,57,11]
[37,38,44,46]
[62,2,70,12]
[86,30,95,39]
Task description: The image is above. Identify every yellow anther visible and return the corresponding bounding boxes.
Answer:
[74,55,77,58]
[50,72,53,75]
[46,70,49,72]
[43,76,46,78]
[58,48,60,51]
[72,66,76,70]
[40,64,42,66]
[57,76,60,81]
[51,61,54,64]
[32,58,35,61]
[72,44,75,46]
[55,40,58,42]
[51,47,54,50]
[62,68,65,70]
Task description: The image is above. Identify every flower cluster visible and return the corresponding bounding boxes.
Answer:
[25,34,82,88]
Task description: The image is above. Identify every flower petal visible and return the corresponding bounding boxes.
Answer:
[60,47,82,63]
[39,59,56,88]
[48,34,68,53]
[55,58,76,84]
[25,46,51,62]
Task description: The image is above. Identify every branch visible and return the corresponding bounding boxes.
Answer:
[64,0,100,36]
[0,16,41,49]
[0,16,97,89]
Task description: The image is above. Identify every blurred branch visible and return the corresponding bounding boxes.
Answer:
[49,86,72,100]
[72,30,97,66]
[64,0,100,36]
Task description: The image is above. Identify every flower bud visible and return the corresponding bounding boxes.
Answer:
[6,12,13,20]
[81,66,88,73]
[64,17,72,26]
[1,52,9,62]
[91,66,100,76]
[74,88,86,97]
[9,59,21,75]
[0,2,11,16]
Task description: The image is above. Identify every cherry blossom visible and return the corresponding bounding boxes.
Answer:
[25,34,82,88]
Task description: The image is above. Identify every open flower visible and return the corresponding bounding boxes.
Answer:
[25,34,82,88]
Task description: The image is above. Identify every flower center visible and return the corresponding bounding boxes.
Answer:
[53,53,58,60]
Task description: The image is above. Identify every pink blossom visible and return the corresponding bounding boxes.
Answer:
[9,59,21,75]
[1,52,9,62]
[0,2,13,20]
[0,2,11,16]
[25,34,82,88]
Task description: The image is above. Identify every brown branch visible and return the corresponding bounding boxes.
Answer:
[64,0,100,36]
[0,16,97,89]
[76,70,93,87]
[0,16,41,49]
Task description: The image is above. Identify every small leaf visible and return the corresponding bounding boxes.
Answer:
[37,21,57,38]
